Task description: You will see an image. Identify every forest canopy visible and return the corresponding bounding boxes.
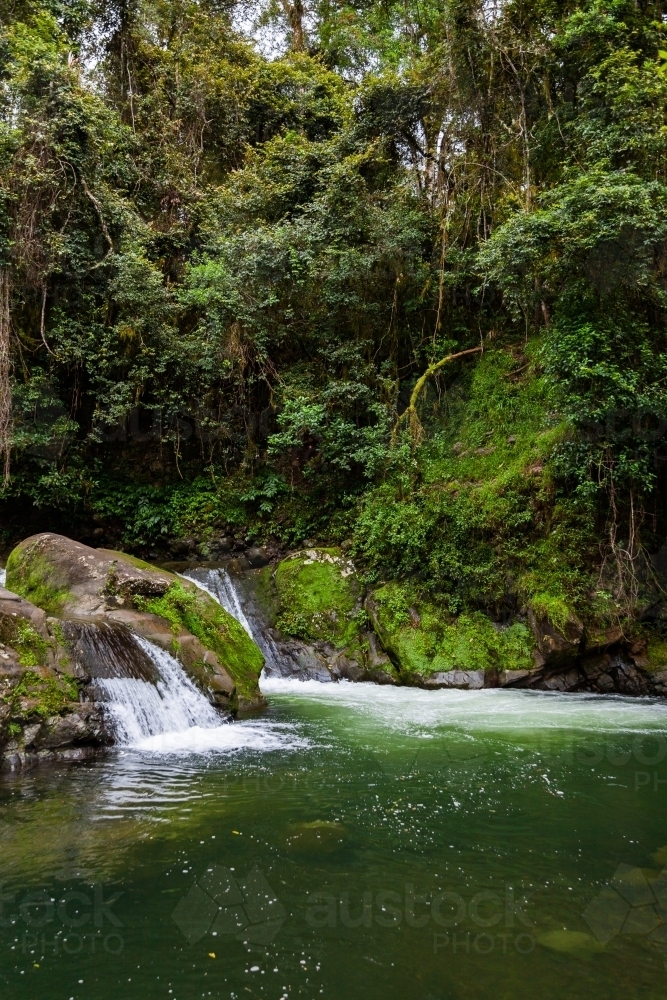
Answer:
[2,0,667,631]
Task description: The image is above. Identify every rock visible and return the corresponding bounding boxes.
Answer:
[498,669,533,687]
[251,550,398,683]
[421,670,484,689]
[246,546,269,568]
[367,584,535,687]
[452,441,464,454]
[506,435,516,444]
[541,668,581,691]
[5,533,265,715]
[584,625,625,653]
[475,446,495,456]
[528,606,583,666]
[32,706,107,750]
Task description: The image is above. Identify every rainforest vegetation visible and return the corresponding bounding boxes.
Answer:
[2,0,667,637]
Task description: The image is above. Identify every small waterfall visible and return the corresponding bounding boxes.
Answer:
[180,568,254,635]
[90,635,223,746]
[182,567,282,673]
[0,568,5,587]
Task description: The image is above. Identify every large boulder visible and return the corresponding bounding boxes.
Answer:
[6,533,265,712]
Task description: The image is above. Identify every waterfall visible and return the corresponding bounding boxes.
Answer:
[0,568,5,587]
[181,567,282,673]
[90,635,223,747]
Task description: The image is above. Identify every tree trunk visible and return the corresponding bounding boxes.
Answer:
[281,0,305,51]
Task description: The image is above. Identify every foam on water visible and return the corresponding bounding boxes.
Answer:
[134,719,310,754]
[260,676,667,735]
[0,568,5,587]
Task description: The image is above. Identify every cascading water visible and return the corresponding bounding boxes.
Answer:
[181,567,282,672]
[90,634,223,747]
[0,568,6,587]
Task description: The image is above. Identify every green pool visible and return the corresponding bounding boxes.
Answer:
[1,681,666,1000]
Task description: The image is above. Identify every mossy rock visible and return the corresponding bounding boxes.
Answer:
[135,581,264,707]
[273,548,363,648]
[5,547,72,615]
[367,582,536,678]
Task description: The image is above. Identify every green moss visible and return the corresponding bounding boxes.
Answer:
[100,549,158,572]
[10,669,78,718]
[370,582,535,676]
[354,346,598,626]
[0,616,52,667]
[5,548,71,615]
[135,581,263,702]
[645,637,667,672]
[529,592,571,634]
[14,621,50,667]
[274,549,360,647]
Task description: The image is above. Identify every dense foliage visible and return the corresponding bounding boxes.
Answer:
[2,0,667,631]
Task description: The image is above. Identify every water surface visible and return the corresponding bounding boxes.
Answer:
[1,681,666,1000]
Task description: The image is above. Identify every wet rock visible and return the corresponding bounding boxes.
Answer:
[540,668,581,691]
[528,607,583,666]
[246,546,269,568]
[31,706,107,750]
[421,670,485,689]
[498,669,533,687]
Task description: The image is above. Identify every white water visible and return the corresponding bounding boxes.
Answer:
[92,636,223,747]
[0,568,5,587]
[181,567,282,671]
[180,568,253,634]
[261,676,667,736]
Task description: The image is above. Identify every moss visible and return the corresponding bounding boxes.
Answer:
[14,621,50,667]
[100,549,158,572]
[354,346,598,625]
[645,637,667,672]
[5,548,71,615]
[0,615,52,667]
[274,548,360,647]
[135,581,263,702]
[10,669,78,718]
[528,592,572,634]
[370,582,535,676]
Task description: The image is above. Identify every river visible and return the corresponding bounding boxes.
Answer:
[0,680,666,999]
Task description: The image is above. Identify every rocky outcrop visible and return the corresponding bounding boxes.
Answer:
[5,533,265,714]
[240,551,667,696]
[0,585,107,768]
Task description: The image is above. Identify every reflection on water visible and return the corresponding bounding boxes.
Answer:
[0,684,666,1000]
